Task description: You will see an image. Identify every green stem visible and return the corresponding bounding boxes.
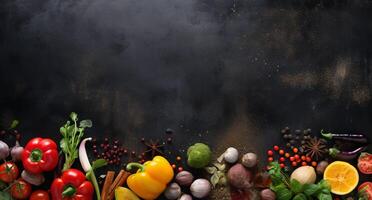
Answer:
[88,169,101,200]
[126,163,145,172]
[320,130,333,140]
[62,186,76,197]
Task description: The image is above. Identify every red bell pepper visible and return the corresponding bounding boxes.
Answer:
[51,169,94,200]
[21,137,59,174]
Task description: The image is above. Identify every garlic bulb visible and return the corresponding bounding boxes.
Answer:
[290,166,316,184]
[178,194,192,200]
[223,147,239,163]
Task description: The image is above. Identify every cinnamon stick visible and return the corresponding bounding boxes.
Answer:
[107,170,131,200]
[101,171,115,200]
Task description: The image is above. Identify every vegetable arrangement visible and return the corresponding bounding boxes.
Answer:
[0,114,370,200]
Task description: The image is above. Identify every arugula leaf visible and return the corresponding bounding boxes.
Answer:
[92,159,107,170]
[303,184,320,196]
[293,193,307,200]
[290,179,303,194]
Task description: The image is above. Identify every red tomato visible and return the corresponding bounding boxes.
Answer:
[358,152,372,174]
[30,190,50,200]
[0,162,19,183]
[10,179,32,199]
[358,182,372,200]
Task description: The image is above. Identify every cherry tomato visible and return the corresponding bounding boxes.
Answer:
[279,150,285,155]
[279,157,285,163]
[293,148,298,153]
[289,157,295,162]
[311,161,317,167]
[358,152,372,174]
[0,162,19,183]
[294,154,300,160]
[301,162,307,166]
[268,157,274,162]
[358,182,372,200]
[30,190,50,200]
[291,161,297,167]
[285,153,290,158]
[273,146,280,151]
[280,163,285,168]
[301,156,306,161]
[11,179,32,199]
[306,156,312,162]
[267,150,274,156]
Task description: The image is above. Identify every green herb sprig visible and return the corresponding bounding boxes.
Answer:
[60,112,92,171]
[268,162,332,200]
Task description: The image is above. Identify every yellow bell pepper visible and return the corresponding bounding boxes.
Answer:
[115,187,140,200]
[126,156,174,200]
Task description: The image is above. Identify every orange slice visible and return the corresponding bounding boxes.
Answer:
[324,161,359,195]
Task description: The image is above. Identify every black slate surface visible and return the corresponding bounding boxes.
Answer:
[0,0,372,199]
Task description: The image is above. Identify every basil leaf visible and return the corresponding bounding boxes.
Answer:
[293,193,307,200]
[92,159,107,170]
[303,184,320,196]
[276,188,293,200]
[80,120,92,128]
[271,183,287,193]
[318,179,330,190]
[290,179,303,193]
[317,192,332,200]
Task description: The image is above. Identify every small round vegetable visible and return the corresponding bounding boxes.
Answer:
[241,152,258,168]
[279,150,284,155]
[178,194,193,200]
[224,147,239,163]
[267,150,273,156]
[267,157,273,162]
[30,190,50,200]
[190,179,211,198]
[290,166,316,185]
[11,179,32,199]
[316,160,329,175]
[175,171,194,186]
[11,140,24,162]
[293,148,298,153]
[227,163,252,189]
[273,146,279,151]
[187,143,211,168]
[0,162,19,183]
[21,170,45,186]
[164,183,181,200]
[260,189,276,200]
[0,140,10,160]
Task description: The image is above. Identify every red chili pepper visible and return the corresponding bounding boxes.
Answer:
[51,169,94,200]
[21,138,59,174]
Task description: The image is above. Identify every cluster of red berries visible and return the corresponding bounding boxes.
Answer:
[92,138,128,165]
[267,145,317,169]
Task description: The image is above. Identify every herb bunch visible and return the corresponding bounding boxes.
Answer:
[268,162,332,200]
[60,112,92,171]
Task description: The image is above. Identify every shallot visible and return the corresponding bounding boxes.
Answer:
[0,140,9,160]
[190,179,211,198]
[11,140,24,162]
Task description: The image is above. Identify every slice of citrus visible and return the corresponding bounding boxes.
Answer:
[324,161,359,195]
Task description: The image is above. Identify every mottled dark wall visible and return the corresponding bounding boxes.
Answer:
[1,0,372,170]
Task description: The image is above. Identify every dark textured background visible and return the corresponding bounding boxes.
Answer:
[0,0,372,198]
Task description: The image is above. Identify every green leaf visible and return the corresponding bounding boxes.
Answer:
[0,180,7,190]
[70,112,78,121]
[9,120,19,129]
[79,120,92,128]
[210,173,220,187]
[276,187,293,200]
[205,167,217,174]
[303,184,320,196]
[0,191,12,200]
[60,139,68,153]
[318,179,330,190]
[290,179,303,194]
[271,183,287,193]
[317,192,332,200]
[92,159,107,170]
[293,193,307,200]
